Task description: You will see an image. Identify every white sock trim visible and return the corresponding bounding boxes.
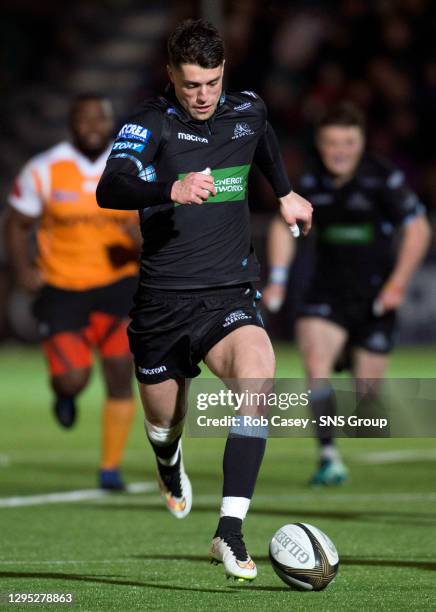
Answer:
[144,417,184,446]
[320,444,340,462]
[220,496,251,520]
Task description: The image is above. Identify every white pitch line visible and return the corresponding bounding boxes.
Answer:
[0,560,138,566]
[0,481,157,508]
[357,449,436,464]
[190,491,436,504]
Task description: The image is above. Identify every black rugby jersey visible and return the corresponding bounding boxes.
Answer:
[97,87,291,289]
[298,155,425,299]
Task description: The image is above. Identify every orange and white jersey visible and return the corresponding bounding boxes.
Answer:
[9,141,139,290]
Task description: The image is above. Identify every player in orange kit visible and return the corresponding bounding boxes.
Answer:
[5,94,139,490]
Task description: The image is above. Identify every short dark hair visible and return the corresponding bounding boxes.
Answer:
[317,102,366,132]
[69,93,112,119]
[167,19,224,68]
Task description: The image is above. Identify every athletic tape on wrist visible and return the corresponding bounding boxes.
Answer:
[269,265,288,286]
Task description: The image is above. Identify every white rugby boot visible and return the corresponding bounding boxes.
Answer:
[210,531,257,582]
[156,445,192,519]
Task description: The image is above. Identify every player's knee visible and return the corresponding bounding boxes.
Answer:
[305,351,331,379]
[237,347,275,379]
[52,368,90,397]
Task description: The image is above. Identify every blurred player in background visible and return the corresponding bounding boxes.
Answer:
[97,19,312,581]
[5,94,139,490]
[263,103,431,485]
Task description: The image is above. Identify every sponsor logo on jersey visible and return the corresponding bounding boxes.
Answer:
[113,141,145,152]
[234,102,252,112]
[241,90,257,98]
[138,365,167,375]
[177,132,209,143]
[232,122,255,139]
[321,223,374,245]
[222,310,252,328]
[117,123,151,143]
[51,189,80,202]
[177,164,251,204]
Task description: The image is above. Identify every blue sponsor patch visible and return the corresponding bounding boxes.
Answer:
[112,141,145,152]
[117,123,151,143]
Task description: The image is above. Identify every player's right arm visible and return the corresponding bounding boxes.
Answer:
[96,109,215,210]
[252,106,312,235]
[262,215,296,313]
[5,164,44,292]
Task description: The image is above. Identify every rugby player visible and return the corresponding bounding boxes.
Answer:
[6,94,139,490]
[97,19,312,581]
[263,103,431,485]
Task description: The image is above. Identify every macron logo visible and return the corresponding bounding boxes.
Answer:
[138,365,167,375]
[178,132,209,144]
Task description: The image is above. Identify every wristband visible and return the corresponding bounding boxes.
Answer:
[269,265,288,286]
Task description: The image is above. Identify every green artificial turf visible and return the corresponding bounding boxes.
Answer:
[0,343,435,611]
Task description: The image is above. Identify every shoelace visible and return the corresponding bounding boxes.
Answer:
[223,531,248,562]
[157,454,183,498]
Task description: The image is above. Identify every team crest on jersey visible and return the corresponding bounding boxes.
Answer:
[232,122,254,140]
[117,123,151,143]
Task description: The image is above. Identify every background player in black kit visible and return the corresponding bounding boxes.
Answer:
[263,103,431,486]
[97,19,312,581]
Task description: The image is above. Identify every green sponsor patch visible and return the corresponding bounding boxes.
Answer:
[321,223,374,245]
[177,165,250,204]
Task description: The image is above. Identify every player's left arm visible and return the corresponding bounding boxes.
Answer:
[376,174,432,312]
[253,121,312,235]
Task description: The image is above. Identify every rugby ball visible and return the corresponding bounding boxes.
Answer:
[269,523,339,590]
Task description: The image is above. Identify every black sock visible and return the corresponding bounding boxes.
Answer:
[310,385,337,447]
[215,516,242,538]
[223,434,266,499]
[148,435,181,462]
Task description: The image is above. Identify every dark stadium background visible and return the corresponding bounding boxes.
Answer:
[0,0,435,343]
